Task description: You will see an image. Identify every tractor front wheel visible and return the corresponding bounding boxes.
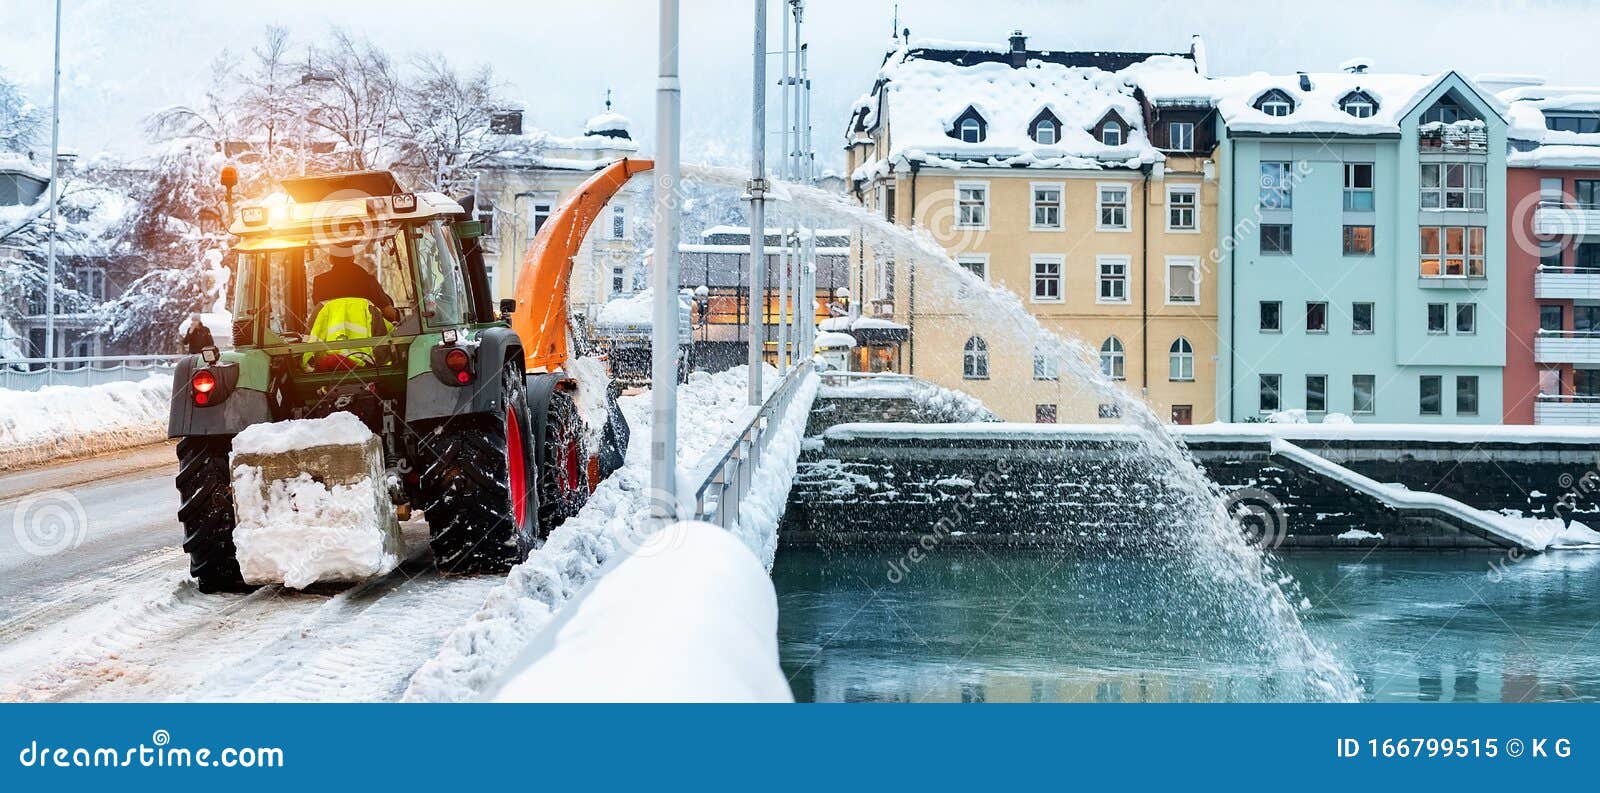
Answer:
[537,388,589,535]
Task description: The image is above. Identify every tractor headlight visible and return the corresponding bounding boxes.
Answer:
[390,193,418,212]
[241,207,267,226]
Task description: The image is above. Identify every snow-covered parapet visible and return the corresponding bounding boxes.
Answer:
[229,412,402,589]
[490,522,792,703]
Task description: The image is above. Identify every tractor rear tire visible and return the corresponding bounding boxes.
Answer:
[537,389,589,535]
[416,365,537,575]
[175,435,252,594]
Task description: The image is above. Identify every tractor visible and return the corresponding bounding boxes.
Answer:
[168,160,652,592]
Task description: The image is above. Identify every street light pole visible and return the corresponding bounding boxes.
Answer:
[746,0,767,405]
[44,0,62,366]
[776,2,791,377]
[650,0,682,523]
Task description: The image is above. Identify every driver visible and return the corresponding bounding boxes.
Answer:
[312,251,399,323]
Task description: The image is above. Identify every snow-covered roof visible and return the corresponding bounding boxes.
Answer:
[1497,82,1600,169]
[1211,70,1448,135]
[484,127,639,172]
[584,110,632,139]
[849,37,1200,174]
[0,152,49,181]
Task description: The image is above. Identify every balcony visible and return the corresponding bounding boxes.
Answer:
[1418,125,1487,153]
[1535,267,1600,300]
[1533,204,1600,237]
[1535,331,1600,364]
[1535,395,1600,425]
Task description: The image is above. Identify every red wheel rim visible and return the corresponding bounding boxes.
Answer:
[562,436,582,493]
[506,408,528,527]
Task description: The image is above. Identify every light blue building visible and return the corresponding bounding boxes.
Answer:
[1215,66,1508,422]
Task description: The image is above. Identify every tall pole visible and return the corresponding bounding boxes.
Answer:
[650,0,682,522]
[800,39,814,357]
[44,0,62,365]
[776,3,791,376]
[746,0,767,405]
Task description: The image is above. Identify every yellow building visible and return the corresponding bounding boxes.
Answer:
[842,32,1219,424]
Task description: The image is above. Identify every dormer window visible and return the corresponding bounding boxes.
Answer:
[1421,96,1475,125]
[1340,90,1378,119]
[950,106,988,143]
[1029,109,1062,145]
[1102,121,1123,146]
[1254,89,1295,117]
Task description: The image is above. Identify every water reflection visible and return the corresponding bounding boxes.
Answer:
[773,547,1600,703]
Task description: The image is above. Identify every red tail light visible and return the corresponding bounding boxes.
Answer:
[445,348,472,384]
[191,369,216,406]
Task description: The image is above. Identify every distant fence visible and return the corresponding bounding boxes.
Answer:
[0,355,185,391]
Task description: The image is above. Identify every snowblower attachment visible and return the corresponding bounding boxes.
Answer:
[228,413,402,589]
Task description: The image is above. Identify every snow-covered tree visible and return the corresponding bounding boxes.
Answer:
[0,68,41,154]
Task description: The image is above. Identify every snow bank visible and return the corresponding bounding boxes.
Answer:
[490,522,791,702]
[230,414,402,589]
[404,364,816,702]
[596,290,655,327]
[0,375,172,470]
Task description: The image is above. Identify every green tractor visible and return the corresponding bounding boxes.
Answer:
[168,169,632,593]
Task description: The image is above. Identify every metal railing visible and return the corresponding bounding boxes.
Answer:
[0,355,185,391]
[818,370,913,388]
[690,360,814,531]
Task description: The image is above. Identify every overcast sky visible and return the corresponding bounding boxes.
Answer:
[7,0,1600,170]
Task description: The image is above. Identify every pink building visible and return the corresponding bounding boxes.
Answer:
[1499,81,1600,425]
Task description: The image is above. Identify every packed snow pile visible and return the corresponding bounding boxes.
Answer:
[596,289,655,327]
[819,374,997,423]
[405,364,817,702]
[491,522,792,703]
[229,412,402,589]
[0,374,171,470]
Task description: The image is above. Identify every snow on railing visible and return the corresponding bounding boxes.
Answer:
[690,359,814,531]
[0,355,185,391]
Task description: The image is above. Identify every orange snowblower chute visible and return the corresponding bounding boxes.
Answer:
[512,157,654,374]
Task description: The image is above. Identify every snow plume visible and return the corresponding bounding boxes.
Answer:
[404,364,816,702]
[0,375,171,470]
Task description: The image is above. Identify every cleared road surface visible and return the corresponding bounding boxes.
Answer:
[0,444,500,702]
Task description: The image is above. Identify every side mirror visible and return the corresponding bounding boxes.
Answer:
[499,298,516,320]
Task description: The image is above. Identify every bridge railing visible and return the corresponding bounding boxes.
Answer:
[0,355,185,391]
[817,370,914,388]
[690,360,813,531]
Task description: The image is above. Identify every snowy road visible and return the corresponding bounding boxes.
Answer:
[0,444,502,702]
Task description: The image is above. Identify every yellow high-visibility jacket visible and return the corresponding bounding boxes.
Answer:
[302,297,391,370]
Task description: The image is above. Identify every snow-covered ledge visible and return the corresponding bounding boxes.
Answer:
[488,522,792,703]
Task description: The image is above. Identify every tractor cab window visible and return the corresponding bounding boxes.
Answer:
[234,227,417,345]
[413,221,470,327]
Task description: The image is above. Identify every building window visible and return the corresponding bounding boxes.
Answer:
[1260,162,1293,209]
[1034,119,1057,145]
[962,336,989,379]
[959,116,984,143]
[1456,375,1479,415]
[1261,224,1293,254]
[884,185,897,222]
[1166,258,1199,304]
[610,204,626,240]
[1581,305,1600,333]
[1102,120,1123,146]
[957,255,988,282]
[1427,303,1447,334]
[1100,337,1126,380]
[531,200,554,237]
[1169,337,1195,382]
[1254,89,1295,117]
[1541,177,1565,206]
[1031,256,1063,302]
[611,265,626,294]
[1353,374,1376,414]
[1260,300,1282,332]
[1171,405,1194,425]
[1540,368,1563,397]
[1340,91,1377,118]
[1033,346,1059,381]
[1098,257,1128,303]
[1577,242,1600,270]
[1098,403,1122,419]
[1036,404,1058,424]
[1306,301,1328,333]
[1456,302,1477,334]
[1581,369,1600,396]
[1306,374,1328,412]
[1541,304,1565,331]
[1260,374,1282,412]
[1167,185,1197,231]
[1420,375,1443,416]
[1352,302,1374,334]
[1421,97,1469,125]
[880,254,896,302]
[1097,185,1129,230]
[1541,238,1564,270]
[1031,184,1063,229]
[1343,163,1374,210]
[955,183,988,228]
[1420,163,1485,210]
[475,197,496,236]
[1419,226,1486,277]
[1546,113,1600,134]
[1343,225,1374,255]
[1167,121,1194,151]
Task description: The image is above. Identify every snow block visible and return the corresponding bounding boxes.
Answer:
[229,413,402,589]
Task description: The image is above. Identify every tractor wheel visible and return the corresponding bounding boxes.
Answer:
[416,365,537,574]
[538,388,589,535]
[175,435,252,594]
